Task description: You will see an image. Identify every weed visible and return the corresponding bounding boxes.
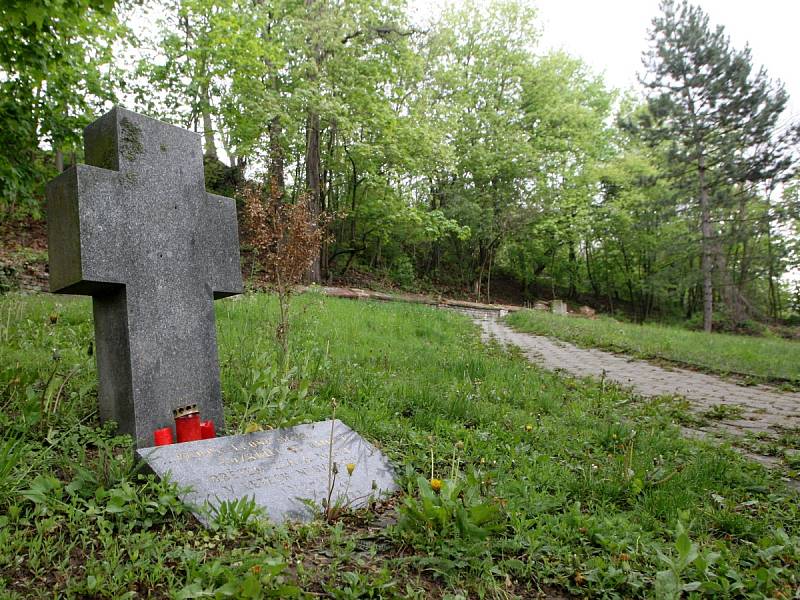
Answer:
[207,495,266,534]
[703,403,745,421]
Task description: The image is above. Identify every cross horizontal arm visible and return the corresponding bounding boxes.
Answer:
[206,193,243,298]
[47,164,127,294]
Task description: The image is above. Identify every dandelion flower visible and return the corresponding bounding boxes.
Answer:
[525,424,533,432]
[430,478,443,493]
[346,463,356,476]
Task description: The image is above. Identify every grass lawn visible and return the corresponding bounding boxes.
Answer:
[506,309,800,385]
[1,292,799,598]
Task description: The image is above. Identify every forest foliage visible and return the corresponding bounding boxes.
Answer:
[2,0,799,327]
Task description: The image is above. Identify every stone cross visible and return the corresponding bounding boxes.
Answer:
[46,107,242,448]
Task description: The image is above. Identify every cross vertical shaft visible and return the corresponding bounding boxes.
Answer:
[46,107,242,448]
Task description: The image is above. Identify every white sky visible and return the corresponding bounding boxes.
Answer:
[535,0,800,120]
[411,0,800,120]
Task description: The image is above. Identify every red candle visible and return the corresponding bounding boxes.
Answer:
[173,404,201,443]
[200,420,216,439]
[153,427,174,446]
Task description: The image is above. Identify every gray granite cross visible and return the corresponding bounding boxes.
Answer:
[46,107,242,448]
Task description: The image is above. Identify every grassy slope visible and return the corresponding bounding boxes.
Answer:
[506,309,800,384]
[0,292,798,598]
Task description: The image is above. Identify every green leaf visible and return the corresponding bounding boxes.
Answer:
[240,574,262,598]
[675,532,692,558]
[20,475,61,505]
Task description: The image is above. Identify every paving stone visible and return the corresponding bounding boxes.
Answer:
[471,310,800,477]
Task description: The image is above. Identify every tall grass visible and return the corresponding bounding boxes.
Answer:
[0,291,798,598]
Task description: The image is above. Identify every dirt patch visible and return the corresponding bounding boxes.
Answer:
[1,218,49,292]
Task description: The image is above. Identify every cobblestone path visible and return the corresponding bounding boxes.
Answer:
[470,310,800,475]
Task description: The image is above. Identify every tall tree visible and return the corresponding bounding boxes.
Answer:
[419,0,539,298]
[639,0,800,331]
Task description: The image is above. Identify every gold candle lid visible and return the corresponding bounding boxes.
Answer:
[172,403,199,418]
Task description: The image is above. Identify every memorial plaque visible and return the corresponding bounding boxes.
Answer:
[137,420,398,523]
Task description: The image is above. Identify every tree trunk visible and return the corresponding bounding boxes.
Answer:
[486,249,493,304]
[734,192,750,294]
[474,242,486,300]
[766,220,780,320]
[349,153,360,243]
[200,81,217,159]
[584,241,600,298]
[428,179,444,274]
[269,115,285,202]
[55,149,64,173]
[568,241,577,299]
[303,0,325,283]
[320,123,337,279]
[305,111,322,283]
[698,156,714,332]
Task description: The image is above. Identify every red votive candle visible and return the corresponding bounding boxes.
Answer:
[200,420,216,439]
[153,427,174,446]
[173,404,202,443]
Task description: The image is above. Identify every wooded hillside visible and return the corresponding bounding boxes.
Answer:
[2,0,799,329]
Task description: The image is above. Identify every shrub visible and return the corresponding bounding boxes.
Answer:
[243,184,328,355]
[390,255,415,288]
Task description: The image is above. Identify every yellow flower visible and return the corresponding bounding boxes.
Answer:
[525,424,533,432]
[346,463,356,476]
[430,478,443,493]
